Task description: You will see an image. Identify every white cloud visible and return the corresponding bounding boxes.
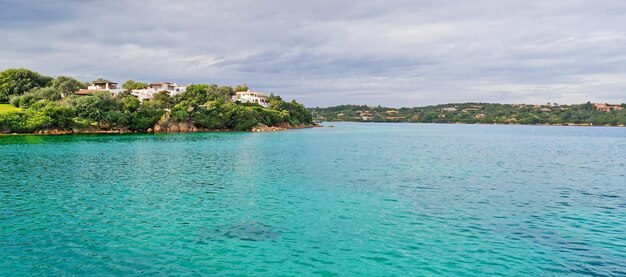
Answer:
[0,0,625,107]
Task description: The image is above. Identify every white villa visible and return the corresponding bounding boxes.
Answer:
[76,79,122,96]
[73,80,271,107]
[76,80,186,99]
[233,90,269,107]
[88,79,119,91]
[132,82,187,101]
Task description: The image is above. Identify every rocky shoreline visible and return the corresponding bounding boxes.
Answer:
[3,121,622,136]
[1,123,322,136]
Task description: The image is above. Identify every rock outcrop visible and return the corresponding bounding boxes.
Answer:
[250,123,322,132]
[251,124,288,132]
[153,122,202,133]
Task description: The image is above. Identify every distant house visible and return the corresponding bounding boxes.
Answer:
[441,107,457,112]
[132,82,187,101]
[356,110,374,120]
[474,113,486,119]
[233,90,269,107]
[74,79,121,96]
[88,79,119,91]
[462,105,482,113]
[385,110,403,120]
[148,82,186,93]
[594,103,623,112]
[462,108,479,113]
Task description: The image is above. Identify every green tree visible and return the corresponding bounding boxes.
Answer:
[51,76,85,96]
[179,84,210,104]
[169,101,192,123]
[18,93,36,108]
[0,112,26,133]
[29,100,76,129]
[116,90,134,98]
[0,68,53,103]
[67,91,120,124]
[122,80,148,90]
[152,91,175,109]
[234,83,248,92]
[230,106,259,131]
[267,94,284,110]
[120,95,141,112]
[128,101,164,131]
[13,87,62,108]
[212,86,235,101]
[423,112,439,122]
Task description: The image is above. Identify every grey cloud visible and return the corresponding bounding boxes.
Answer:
[1,0,625,107]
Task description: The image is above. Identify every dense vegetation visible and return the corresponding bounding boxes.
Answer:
[310,102,626,126]
[0,68,313,134]
[0,69,53,103]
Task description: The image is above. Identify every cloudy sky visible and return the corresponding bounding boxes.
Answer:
[1,0,625,107]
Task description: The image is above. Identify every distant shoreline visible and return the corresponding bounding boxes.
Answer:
[320,121,626,127]
[310,102,626,127]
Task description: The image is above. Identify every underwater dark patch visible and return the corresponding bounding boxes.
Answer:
[199,221,280,242]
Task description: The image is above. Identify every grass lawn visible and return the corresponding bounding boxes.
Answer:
[0,104,21,114]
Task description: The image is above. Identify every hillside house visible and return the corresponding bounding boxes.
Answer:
[594,103,623,112]
[233,90,269,107]
[74,79,122,96]
[88,79,120,91]
[461,105,482,113]
[356,110,374,120]
[132,82,187,101]
[148,82,186,93]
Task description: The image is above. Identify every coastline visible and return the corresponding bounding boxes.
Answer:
[3,121,624,137]
[0,123,321,136]
[319,121,626,127]
[4,121,625,136]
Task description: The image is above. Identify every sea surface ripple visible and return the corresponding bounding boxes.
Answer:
[1,123,625,276]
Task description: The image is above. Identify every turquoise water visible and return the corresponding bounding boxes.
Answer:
[1,123,625,276]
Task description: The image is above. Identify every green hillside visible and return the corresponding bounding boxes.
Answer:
[310,102,626,126]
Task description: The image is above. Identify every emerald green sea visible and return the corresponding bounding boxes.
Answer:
[1,123,625,276]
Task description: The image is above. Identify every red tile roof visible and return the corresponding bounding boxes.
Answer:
[76,89,101,95]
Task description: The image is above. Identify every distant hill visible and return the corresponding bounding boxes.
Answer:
[309,102,626,126]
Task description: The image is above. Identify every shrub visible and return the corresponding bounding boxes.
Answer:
[0,112,26,133]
